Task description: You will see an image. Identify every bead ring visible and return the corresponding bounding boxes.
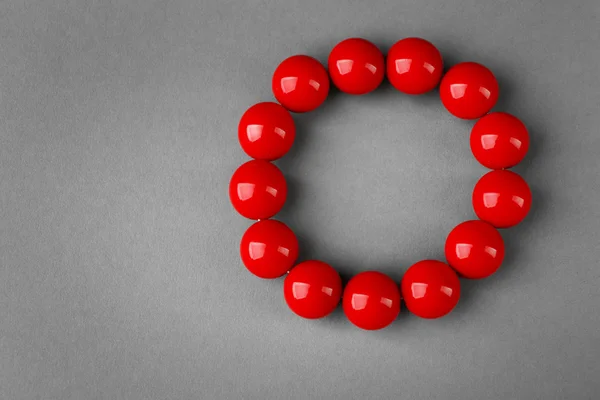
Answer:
[230,37,532,330]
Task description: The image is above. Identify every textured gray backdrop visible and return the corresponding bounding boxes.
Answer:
[1,0,599,399]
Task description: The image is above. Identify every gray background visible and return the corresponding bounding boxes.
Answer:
[1,0,599,399]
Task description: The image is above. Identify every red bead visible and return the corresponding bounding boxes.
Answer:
[472,170,532,228]
[240,220,299,279]
[229,160,287,220]
[445,220,505,279]
[401,260,460,319]
[440,62,499,119]
[284,260,342,319]
[342,271,401,330]
[470,112,530,169]
[387,37,444,95]
[272,55,330,113]
[238,102,296,161]
[328,38,385,95]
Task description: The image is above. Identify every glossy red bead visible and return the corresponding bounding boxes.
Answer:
[387,37,444,95]
[342,271,401,330]
[229,160,287,220]
[470,112,530,169]
[272,55,330,113]
[445,220,505,279]
[238,102,296,161]
[240,220,299,279]
[284,260,342,319]
[401,260,460,319]
[328,38,385,95]
[440,62,499,119]
[472,170,532,228]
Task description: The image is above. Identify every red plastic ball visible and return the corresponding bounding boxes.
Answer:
[470,112,530,169]
[284,260,342,319]
[445,220,505,279]
[472,170,532,228]
[238,102,296,161]
[401,260,460,319]
[440,62,499,119]
[387,37,444,95]
[342,271,401,330]
[272,55,330,113]
[240,220,299,279]
[328,38,385,95]
[229,160,287,220]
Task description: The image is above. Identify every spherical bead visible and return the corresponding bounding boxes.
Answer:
[328,38,385,95]
[272,55,330,113]
[472,170,532,228]
[401,260,461,318]
[470,112,529,169]
[284,260,342,319]
[238,102,296,161]
[229,160,287,220]
[240,220,299,279]
[342,271,401,330]
[440,62,499,119]
[387,37,444,95]
[445,220,505,279]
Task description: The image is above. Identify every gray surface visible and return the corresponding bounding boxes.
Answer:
[1,0,599,399]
